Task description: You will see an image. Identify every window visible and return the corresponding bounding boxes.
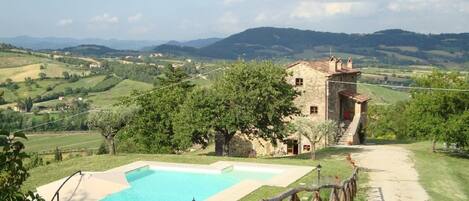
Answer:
[295,78,303,86]
[310,106,318,115]
[303,145,311,152]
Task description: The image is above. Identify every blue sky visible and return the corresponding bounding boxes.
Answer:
[1,0,469,40]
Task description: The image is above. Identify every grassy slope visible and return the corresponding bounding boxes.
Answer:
[401,142,469,201]
[358,84,409,105]
[24,146,367,201]
[0,51,89,82]
[88,79,153,108]
[44,75,106,95]
[22,131,102,153]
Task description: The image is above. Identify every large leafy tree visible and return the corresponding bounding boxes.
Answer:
[406,71,469,151]
[176,61,299,156]
[0,130,44,201]
[16,97,33,112]
[119,65,194,153]
[88,107,135,155]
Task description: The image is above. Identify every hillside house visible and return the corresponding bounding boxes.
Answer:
[229,56,369,157]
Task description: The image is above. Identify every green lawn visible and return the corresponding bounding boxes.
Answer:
[24,146,368,201]
[22,131,102,153]
[401,141,469,201]
[358,84,409,105]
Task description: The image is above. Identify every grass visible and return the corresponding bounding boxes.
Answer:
[88,79,153,108]
[43,75,106,95]
[358,84,409,105]
[22,131,103,153]
[400,141,469,201]
[24,146,368,201]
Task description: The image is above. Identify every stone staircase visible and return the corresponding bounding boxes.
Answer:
[338,114,363,145]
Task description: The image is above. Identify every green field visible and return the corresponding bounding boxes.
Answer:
[358,84,409,105]
[402,141,469,201]
[43,75,106,95]
[22,131,102,153]
[88,79,153,108]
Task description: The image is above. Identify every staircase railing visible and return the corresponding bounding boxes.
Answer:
[50,170,83,201]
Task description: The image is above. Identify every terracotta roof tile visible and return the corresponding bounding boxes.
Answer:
[339,90,370,103]
[287,58,360,75]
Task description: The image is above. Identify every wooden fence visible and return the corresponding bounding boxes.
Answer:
[262,167,359,201]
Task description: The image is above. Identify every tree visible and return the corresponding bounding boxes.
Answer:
[62,71,70,80]
[118,65,193,153]
[16,97,33,112]
[0,90,6,105]
[0,130,44,201]
[38,72,47,80]
[192,61,299,156]
[289,117,339,160]
[88,107,135,155]
[406,71,469,152]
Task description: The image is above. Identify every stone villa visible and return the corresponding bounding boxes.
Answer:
[229,56,369,157]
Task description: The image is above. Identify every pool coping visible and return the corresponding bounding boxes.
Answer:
[37,161,314,201]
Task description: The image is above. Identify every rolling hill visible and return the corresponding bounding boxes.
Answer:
[153,27,469,68]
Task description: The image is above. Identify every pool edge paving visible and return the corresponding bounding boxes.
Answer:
[37,161,314,201]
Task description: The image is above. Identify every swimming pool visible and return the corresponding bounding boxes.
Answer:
[101,166,279,201]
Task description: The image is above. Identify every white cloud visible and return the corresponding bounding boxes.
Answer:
[128,13,143,23]
[57,18,73,26]
[290,1,372,20]
[217,12,241,34]
[387,0,469,13]
[223,0,244,5]
[90,13,119,24]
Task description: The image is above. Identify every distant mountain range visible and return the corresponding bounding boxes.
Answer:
[153,27,469,68]
[3,27,469,68]
[0,36,165,50]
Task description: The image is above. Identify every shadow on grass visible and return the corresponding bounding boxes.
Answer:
[268,146,364,160]
[436,148,469,160]
[365,138,414,145]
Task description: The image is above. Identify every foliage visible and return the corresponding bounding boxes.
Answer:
[406,71,469,151]
[88,107,135,155]
[91,75,122,92]
[25,153,43,169]
[16,97,34,112]
[38,73,47,80]
[53,147,62,161]
[0,130,44,201]
[0,90,5,104]
[97,141,109,155]
[368,71,469,151]
[119,66,192,153]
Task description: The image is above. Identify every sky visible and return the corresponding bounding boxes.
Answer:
[1,0,469,41]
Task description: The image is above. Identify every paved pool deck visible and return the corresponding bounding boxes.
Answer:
[37,161,314,201]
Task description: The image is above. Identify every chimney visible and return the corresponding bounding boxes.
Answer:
[347,57,353,69]
[337,58,343,71]
[329,56,337,73]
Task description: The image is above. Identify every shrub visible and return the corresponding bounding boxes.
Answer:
[54,147,62,161]
[27,152,44,169]
[97,141,109,155]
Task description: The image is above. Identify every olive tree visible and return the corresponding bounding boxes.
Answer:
[290,117,339,160]
[88,107,135,155]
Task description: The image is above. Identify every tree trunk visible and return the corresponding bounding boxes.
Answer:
[311,143,316,160]
[215,131,225,156]
[432,138,436,153]
[107,136,116,155]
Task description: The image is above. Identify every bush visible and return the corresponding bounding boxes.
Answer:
[54,147,62,161]
[27,152,44,169]
[97,141,109,155]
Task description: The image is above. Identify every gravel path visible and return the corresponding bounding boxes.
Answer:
[352,145,430,201]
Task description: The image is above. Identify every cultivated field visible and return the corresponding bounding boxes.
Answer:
[22,131,102,153]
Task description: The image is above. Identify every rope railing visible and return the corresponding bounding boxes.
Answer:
[50,170,83,201]
[262,167,359,201]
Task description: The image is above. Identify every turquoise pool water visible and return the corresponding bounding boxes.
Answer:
[101,167,278,201]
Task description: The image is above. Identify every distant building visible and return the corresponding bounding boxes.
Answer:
[229,56,370,157]
[58,96,65,101]
[89,63,102,68]
[149,53,164,58]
